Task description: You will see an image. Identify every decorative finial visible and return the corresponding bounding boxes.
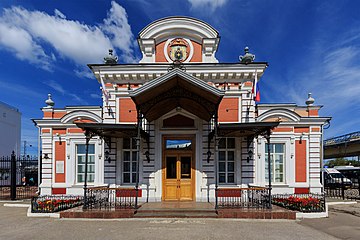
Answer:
[239,46,255,64]
[305,93,315,106]
[104,49,118,64]
[45,94,55,108]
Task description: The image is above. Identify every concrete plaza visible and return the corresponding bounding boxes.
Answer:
[0,203,343,240]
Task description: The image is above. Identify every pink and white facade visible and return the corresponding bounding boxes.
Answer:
[33,17,330,201]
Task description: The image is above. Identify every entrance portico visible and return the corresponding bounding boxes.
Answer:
[75,66,280,208]
[129,68,225,122]
[130,68,225,202]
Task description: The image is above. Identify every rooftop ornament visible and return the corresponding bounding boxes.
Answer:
[239,46,255,64]
[44,94,55,108]
[103,49,118,64]
[167,59,186,72]
[305,93,315,106]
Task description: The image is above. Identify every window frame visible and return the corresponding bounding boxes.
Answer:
[122,138,138,185]
[76,143,96,184]
[265,143,285,184]
[218,137,236,184]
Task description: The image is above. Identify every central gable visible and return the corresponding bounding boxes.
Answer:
[129,69,225,121]
[163,114,195,128]
[138,17,220,63]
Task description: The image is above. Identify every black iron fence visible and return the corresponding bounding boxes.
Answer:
[324,175,360,200]
[272,193,326,212]
[216,187,271,209]
[0,152,38,200]
[84,187,137,210]
[31,195,83,213]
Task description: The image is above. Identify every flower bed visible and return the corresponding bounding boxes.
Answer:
[272,194,325,212]
[31,195,83,213]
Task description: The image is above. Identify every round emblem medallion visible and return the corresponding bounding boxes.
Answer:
[164,38,194,63]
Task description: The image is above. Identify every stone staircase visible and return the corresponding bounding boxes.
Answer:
[134,207,218,218]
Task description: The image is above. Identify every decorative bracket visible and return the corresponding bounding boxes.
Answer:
[144,136,150,163]
[85,130,96,143]
[167,60,186,72]
[247,136,254,163]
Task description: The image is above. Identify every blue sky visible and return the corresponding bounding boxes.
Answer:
[0,0,359,155]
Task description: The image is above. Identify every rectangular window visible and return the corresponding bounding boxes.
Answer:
[123,138,138,184]
[265,143,285,183]
[165,139,192,150]
[218,138,235,184]
[76,144,95,183]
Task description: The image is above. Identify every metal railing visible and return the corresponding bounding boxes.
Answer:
[31,195,83,213]
[84,187,137,210]
[0,152,38,200]
[216,187,271,209]
[324,131,360,146]
[272,193,326,213]
[324,176,360,200]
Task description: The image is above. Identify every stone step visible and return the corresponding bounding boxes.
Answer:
[134,211,218,218]
[137,208,216,213]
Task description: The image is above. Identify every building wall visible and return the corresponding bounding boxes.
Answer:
[255,108,326,194]
[0,101,21,156]
[36,82,326,198]
[37,107,103,195]
[34,16,328,199]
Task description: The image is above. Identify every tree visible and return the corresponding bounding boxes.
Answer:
[325,158,360,168]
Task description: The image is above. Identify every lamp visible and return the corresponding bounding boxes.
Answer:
[105,150,111,163]
[247,149,253,163]
[145,151,150,163]
[226,108,238,112]
[56,133,62,145]
[300,132,306,144]
[206,150,212,163]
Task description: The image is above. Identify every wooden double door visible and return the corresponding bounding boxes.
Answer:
[163,153,194,201]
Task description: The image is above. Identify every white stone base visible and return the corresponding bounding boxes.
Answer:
[26,206,60,218]
[3,203,30,208]
[296,203,328,219]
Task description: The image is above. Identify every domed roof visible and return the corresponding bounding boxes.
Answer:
[138,16,219,43]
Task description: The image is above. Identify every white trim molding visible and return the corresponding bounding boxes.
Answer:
[60,110,102,124]
[257,108,301,122]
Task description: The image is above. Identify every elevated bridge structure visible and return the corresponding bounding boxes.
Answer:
[324,131,360,159]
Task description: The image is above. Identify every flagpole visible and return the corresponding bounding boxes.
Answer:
[253,69,260,103]
[253,69,257,102]
[99,70,109,106]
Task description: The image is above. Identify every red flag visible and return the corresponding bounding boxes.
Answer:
[252,70,260,102]
[254,82,260,102]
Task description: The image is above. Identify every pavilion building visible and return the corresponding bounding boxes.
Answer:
[33,17,330,203]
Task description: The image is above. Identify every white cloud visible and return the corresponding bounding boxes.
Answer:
[45,79,66,95]
[0,23,52,71]
[90,93,101,99]
[74,67,96,79]
[270,30,360,138]
[0,79,44,99]
[0,1,137,75]
[187,0,228,11]
[2,6,113,66]
[44,80,86,104]
[280,46,360,113]
[101,1,137,63]
[54,9,66,19]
